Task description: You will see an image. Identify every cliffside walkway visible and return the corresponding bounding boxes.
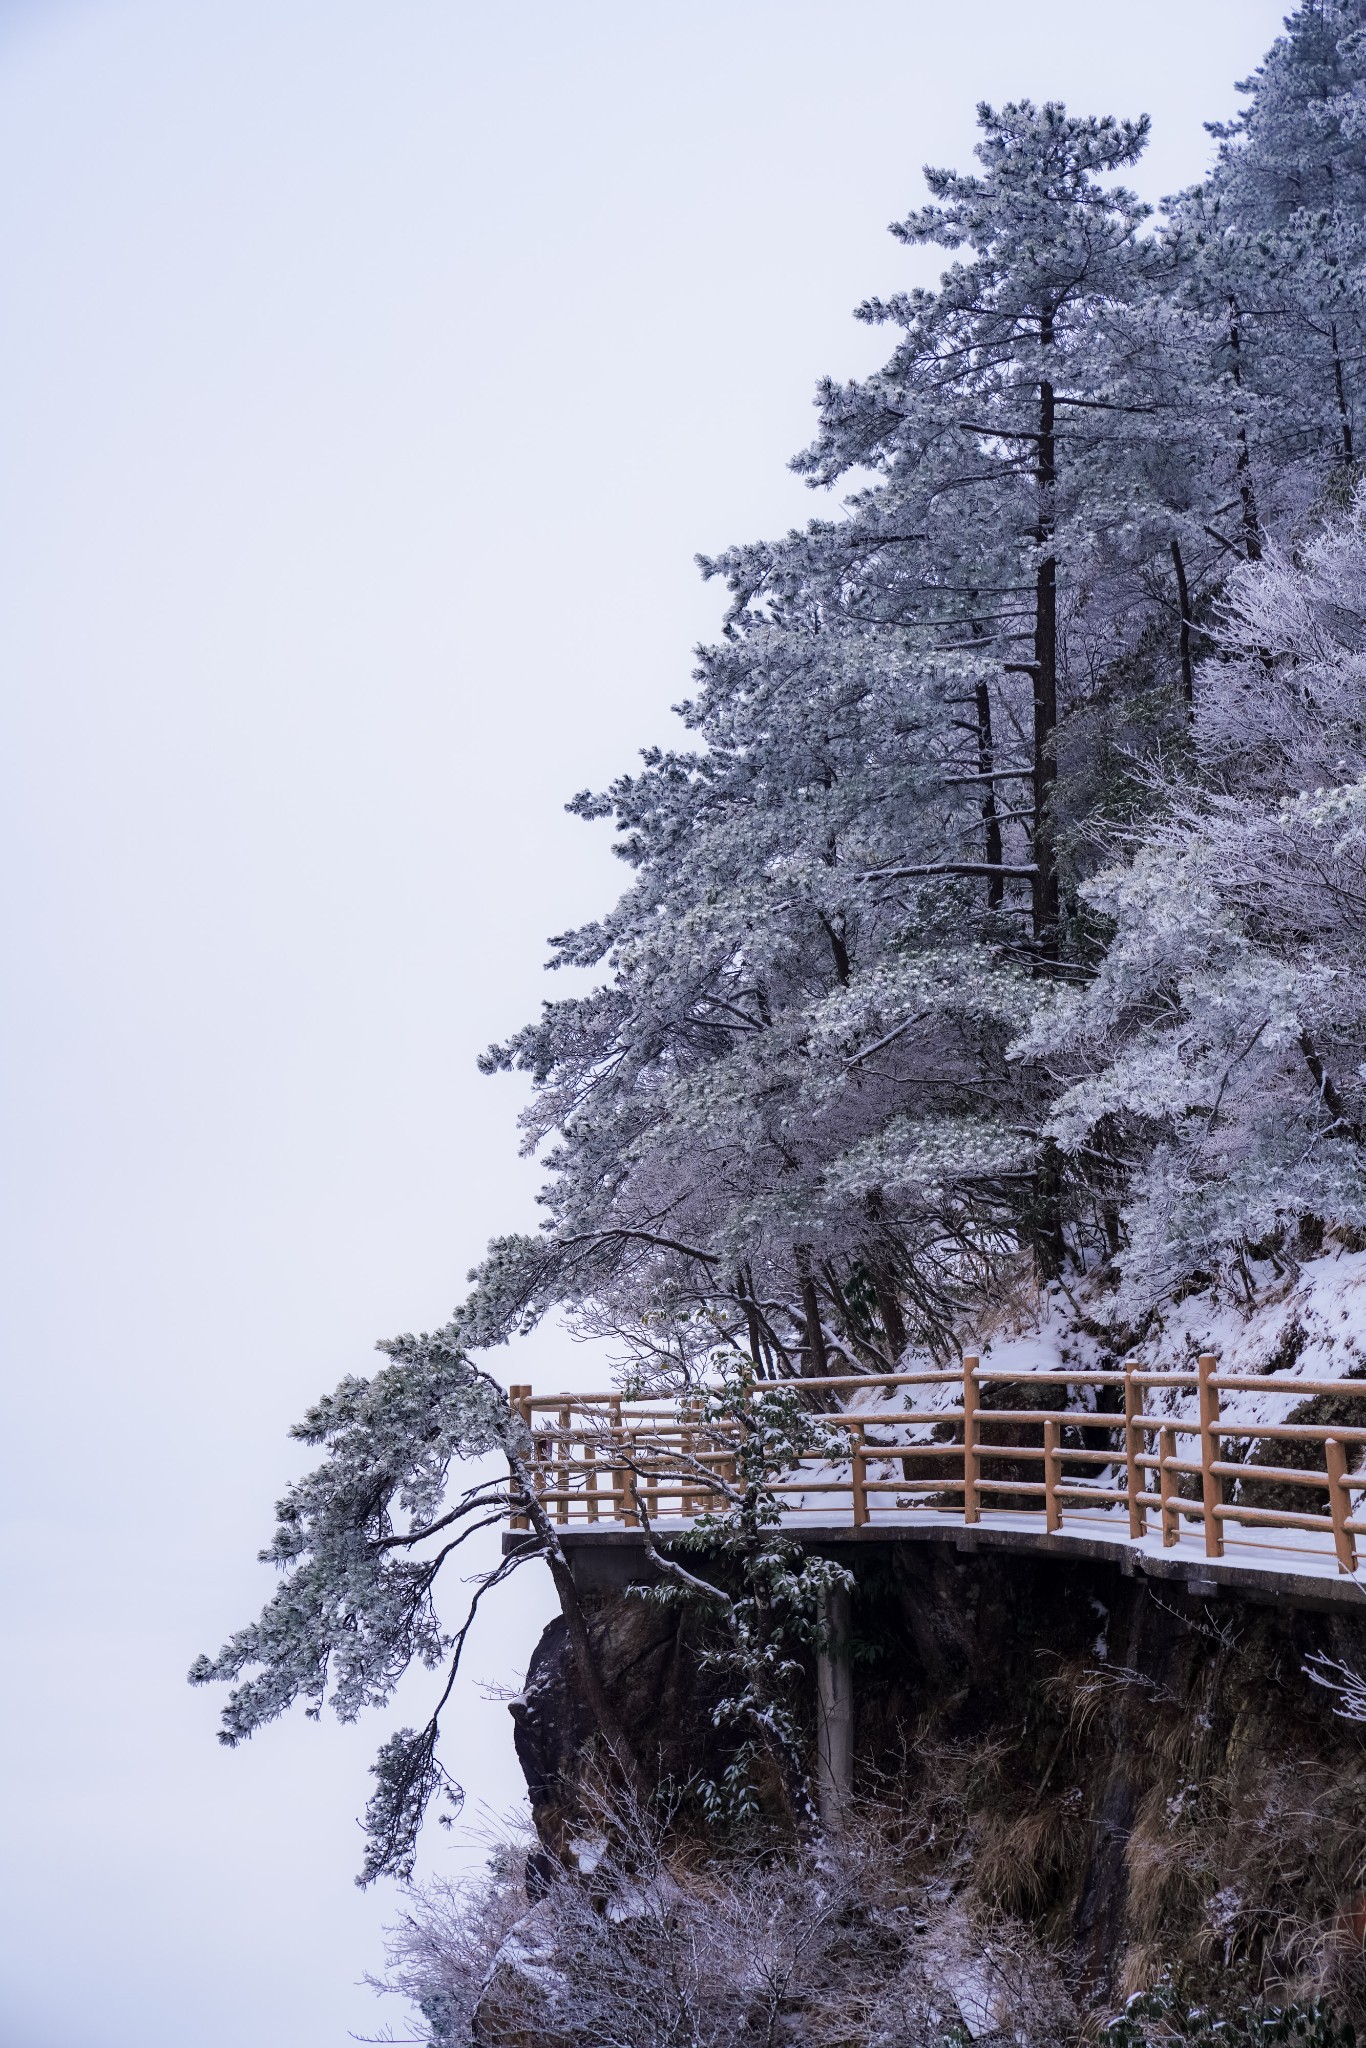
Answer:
[504,1355,1366,1612]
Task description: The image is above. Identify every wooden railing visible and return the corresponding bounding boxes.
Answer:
[506,1355,1366,1575]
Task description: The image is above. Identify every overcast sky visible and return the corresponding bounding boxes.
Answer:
[0,2,1289,2042]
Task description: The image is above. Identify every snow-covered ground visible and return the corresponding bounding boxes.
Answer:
[756,1243,1366,1579]
[977,1240,1366,1429]
[811,1240,1366,1440]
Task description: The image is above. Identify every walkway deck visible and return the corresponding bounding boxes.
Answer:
[529,1506,1366,1610]
[504,1352,1366,1612]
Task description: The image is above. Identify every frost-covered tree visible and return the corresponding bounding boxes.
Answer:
[476,596,1055,1375]
[189,1330,647,1881]
[1211,0,1366,229]
[795,98,1162,951]
[197,6,1366,1891]
[1160,0,1366,547]
[471,102,1220,1374]
[1021,492,1366,1310]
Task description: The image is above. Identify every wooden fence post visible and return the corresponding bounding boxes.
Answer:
[622,1432,641,1526]
[1159,1424,1178,1548]
[681,1398,698,1519]
[962,1355,980,1525]
[508,1385,530,1530]
[1125,1363,1144,1538]
[610,1397,637,1527]
[556,1401,572,1526]
[534,1426,552,1521]
[584,1422,599,1524]
[850,1422,868,1529]
[1043,1415,1061,1533]
[1325,1438,1357,1575]
[644,1437,659,1524]
[1197,1352,1223,1560]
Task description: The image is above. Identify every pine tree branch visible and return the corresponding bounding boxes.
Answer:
[852,861,1038,882]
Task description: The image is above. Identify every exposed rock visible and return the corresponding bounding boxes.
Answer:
[510,1542,1366,2015]
[509,1591,721,1860]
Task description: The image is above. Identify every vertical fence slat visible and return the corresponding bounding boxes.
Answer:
[1125,1363,1144,1538]
[1197,1352,1223,1560]
[584,1424,599,1524]
[850,1421,868,1528]
[1326,1437,1357,1575]
[534,1427,552,1522]
[556,1402,571,1526]
[610,1397,635,1526]
[1044,1415,1061,1532]
[644,1432,659,1524]
[962,1354,980,1525]
[1159,1424,1178,1548]
[508,1385,530,1531]
[682,1401,697,1519]
[622,1427,640,1527]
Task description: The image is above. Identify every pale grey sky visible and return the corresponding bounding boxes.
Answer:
[0,3,1287,2042]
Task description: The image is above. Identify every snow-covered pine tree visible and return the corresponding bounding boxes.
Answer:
[1210,0,1366,228]
[1160,0,1366,551]
[469,102,1225,1375]
[474,590,1051,1375]
[795,99,1164,957]
[187,1332,648,1881]
[1009,3,1366,1310]
[1020,494,1366,1311]
[196,11,1366,1878]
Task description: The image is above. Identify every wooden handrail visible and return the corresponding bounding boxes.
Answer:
[504,1354,1366,1576]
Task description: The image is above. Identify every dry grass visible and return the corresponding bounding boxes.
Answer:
[859,1605,1366,2028]
[375,1712,1366,2046]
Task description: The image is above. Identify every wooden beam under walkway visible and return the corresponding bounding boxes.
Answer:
[504,1515,1366,1614]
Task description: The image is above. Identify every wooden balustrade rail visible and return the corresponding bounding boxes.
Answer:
[505,1356,1366,1575]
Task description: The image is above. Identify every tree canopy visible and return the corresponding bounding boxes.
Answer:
[194,1,1366,1881]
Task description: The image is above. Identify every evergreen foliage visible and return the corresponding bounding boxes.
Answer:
[195,0,1366,1886]
[1104,1983,1357,2048]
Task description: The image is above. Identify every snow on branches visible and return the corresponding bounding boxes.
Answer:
[1024,497,1366,1308]
[190,1330,643,1881]
[197,3,1366,1882]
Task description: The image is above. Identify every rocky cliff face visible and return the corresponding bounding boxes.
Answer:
[511,1592,719,1861]
[510,1542,1366,2015]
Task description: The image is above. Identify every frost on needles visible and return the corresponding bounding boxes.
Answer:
[193,4,1366,1882]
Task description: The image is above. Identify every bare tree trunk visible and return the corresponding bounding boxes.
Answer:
[1228,297,1263,561]
[797,1254,828,1378]
[1031,333,1059,958]
[975,678,1004,908]
[818,911,850,986]
[871,1264,907,1361]
[1300,1029,1361,1140]
[738,1266,770,1375]
[1332,319,1354,463]
[1018,313,1068,1255]
[1031,1138,1068,1281]
[1170,538,1194,712]
[1102,1200,1122,1257]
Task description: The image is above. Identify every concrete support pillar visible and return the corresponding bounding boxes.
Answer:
[815,1580,853,1828]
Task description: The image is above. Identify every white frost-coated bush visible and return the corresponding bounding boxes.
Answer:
[373,1798,1077,2048]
